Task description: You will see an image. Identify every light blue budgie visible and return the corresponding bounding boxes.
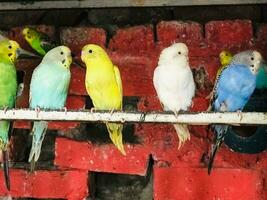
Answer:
[208,50,263,174]
[29,46,72,171]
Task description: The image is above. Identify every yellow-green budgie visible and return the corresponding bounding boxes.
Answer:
[207,50,233,111]
[81,44,125,155]
[0,39,20,190]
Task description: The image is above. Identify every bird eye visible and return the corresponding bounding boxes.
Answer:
[251,57,254,61]
[60,51,64,55]
[8,53,12,57]
[89,49,93,54]
[8,45,12,49]
[178,51,181,55]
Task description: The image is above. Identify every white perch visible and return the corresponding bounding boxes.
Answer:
[0,109,266,125]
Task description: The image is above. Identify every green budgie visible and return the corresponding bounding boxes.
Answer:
[0,40,20,190]
[29,46,72,171]
[22,27,56,56]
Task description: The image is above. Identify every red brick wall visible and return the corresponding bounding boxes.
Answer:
[1,20,267,199]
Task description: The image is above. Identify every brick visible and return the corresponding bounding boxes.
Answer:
[154,167,262,200]
[69,66,87,95]
[109,25,155,54]
[60,27,106,56]
[0,169,88,199]
[204,141,262,170]
[205,20,253,48]
[148,126,208,167]
[256,24,267,59]
[55,137,150,175]
[14,96,85,130]
[157,21,204,48]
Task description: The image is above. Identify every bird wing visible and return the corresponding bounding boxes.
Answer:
[114,65,123,109]
[40,33,56,52]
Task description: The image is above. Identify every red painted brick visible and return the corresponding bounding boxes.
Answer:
[256,24,267,59]
[60,27,107,56]
[0,169,88,199]
[14,96,85,130]
[149,127,208,167]
[69,66,86,95]
[157,21,203,47]
[205,142,262,170]
[205,20,253,48]
[154,167,262,200]
[55,137,150,175]
[109,25,155,54]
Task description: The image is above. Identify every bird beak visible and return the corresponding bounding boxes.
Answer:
[16,48,40,59]
[71,53,85,68]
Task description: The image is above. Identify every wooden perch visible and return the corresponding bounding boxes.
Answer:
[0,109,266,125]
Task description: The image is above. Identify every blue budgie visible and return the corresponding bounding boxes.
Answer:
[208,50,263,174]
[29,46,72,171]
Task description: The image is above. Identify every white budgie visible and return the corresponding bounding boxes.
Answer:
[153,43,195,148]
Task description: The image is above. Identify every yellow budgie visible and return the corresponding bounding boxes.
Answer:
[207,50,232,111]
[81,44,125,155]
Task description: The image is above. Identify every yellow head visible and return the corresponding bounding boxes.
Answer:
[22,27,39,44]
[219,50,232,66]
[81,44,112,66]
[0,39,20,63]
[42,46,72,69]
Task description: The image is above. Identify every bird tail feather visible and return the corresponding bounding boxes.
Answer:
[173,124,190,149]
[106,123,126,155]
[0,121,10,190]
[28,121,48,172]
[208,125,228,175]
[3,150,10,191]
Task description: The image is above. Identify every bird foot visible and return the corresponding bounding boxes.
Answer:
[35,107,41,118]
[62,107,67,115]
[109,109,115,115]
[90,107,96,113]
[3,106,8,114]
[174,111,179,119]
[237,110,243,121]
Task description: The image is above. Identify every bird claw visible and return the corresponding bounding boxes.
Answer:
[174,111,179,119]
[109,109,115,115]
[3,106,8,114]
[90,107,96,113]
[35,107,41,118]
[237,110,243,120]
[62,107,67,115]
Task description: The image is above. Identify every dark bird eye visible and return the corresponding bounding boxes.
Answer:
[8,53,12,57]
[178,51,181,55]
[60,51,64,55]
[8,45,12,49]
[89,49,93,54]
[251,57,254,61]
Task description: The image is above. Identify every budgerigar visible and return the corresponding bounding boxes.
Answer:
[153,43,195,148]
[22,27,83,68]
[207,51,233,111]
[0,39,20,190]
[29,46,72,171]
[22,27,55,56]
[208,50,263,174]
[81,44,125,155]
